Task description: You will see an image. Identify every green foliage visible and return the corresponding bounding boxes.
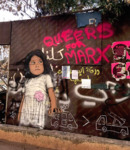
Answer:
[99,0,130,23]
[35,0,130,24]
[35,0,99,15]
[35,0,77,15]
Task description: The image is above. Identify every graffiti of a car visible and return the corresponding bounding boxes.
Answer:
[96,114,129,137]
[51,111,78,130]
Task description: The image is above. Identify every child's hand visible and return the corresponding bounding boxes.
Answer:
[48,108,62,116]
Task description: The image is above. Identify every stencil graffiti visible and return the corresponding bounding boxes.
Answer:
[111,41,130,80]
[112,41,130,60]
[111,62,126,80]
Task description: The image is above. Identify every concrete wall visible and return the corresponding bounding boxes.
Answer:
[0,125,129,150]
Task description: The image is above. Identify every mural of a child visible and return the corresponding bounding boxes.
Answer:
[17,49,58,129]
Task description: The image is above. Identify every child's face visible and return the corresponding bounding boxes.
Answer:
[29,55,44,76]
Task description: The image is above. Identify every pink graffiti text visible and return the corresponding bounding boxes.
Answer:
[43,22,114,64]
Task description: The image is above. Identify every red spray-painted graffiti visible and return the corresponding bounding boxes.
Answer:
[43,22,114,64]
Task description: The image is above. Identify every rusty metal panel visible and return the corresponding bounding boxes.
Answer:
[6,14,130,141]
[0,22,11,45]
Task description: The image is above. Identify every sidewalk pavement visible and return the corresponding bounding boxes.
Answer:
[0,140,55,150]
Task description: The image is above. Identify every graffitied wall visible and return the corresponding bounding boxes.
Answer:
[0,45,10,124]
[6,13,130,141]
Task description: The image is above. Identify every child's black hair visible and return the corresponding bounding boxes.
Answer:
[24,49,52,78]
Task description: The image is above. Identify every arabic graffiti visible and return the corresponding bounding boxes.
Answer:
[42,47,64,61]
[56,66,100,84]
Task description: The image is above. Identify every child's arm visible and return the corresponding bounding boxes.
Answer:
[17,95,24,123]
[48,87,57,115]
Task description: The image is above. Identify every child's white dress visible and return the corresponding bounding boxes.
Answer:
[19,74,53,129]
